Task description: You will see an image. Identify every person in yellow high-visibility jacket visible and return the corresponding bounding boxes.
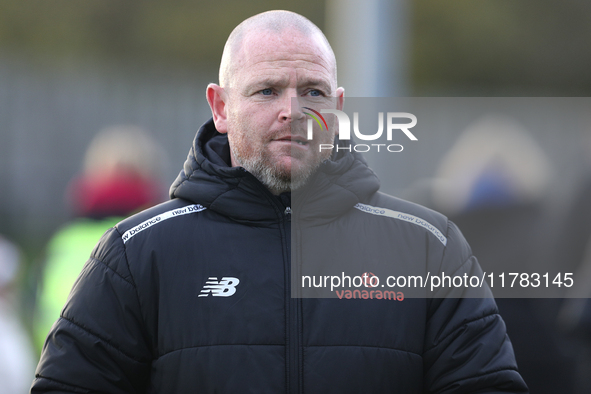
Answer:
[34,125,165,352]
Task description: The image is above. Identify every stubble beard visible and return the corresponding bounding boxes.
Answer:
[229,125,332,195]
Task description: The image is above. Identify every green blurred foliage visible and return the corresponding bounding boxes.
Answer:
[0,0,326,68]
[2,0,591,94]
[412,0,591,95]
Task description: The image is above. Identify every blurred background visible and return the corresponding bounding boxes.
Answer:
[1,0,591,392]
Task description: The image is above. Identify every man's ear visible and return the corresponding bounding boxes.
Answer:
[206,83,229,134]
[336,87,345,111]
[335,87,345,135]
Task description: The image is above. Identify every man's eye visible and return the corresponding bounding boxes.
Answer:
[308,89,323,97]
[260,88,273,95]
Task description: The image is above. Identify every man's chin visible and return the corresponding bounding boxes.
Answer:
[235,152,327,195]
[254,162,317,195]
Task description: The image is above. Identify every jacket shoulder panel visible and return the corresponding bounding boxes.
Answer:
[115,199,207,245]
[356,192,480,296]
[359,192,449,246]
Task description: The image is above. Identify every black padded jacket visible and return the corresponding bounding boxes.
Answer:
[32,119,528,393]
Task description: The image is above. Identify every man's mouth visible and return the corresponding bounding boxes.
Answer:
[276,136,309,146]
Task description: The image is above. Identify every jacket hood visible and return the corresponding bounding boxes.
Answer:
[170,119,380,223]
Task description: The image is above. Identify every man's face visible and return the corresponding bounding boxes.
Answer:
[212,28,344,194]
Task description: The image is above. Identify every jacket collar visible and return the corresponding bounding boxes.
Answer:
[169,119,380,223]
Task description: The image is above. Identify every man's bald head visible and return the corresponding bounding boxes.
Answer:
[219,10,337,88]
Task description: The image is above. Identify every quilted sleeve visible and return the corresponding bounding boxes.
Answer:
[423,221,529,393]
[31,227,152,393]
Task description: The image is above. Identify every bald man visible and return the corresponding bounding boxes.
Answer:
[208,10,344,194]
[32,11,528,393]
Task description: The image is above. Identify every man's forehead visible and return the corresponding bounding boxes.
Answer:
[236,28,335,71]
[238,50,333,73]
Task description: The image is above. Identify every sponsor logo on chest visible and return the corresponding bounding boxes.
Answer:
[198,277,240,297]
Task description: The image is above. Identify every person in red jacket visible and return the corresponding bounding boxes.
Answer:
[33,125,165,351]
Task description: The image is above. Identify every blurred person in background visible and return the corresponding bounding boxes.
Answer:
[33,125,165,351]
[0,235,36,394]
[424,116,575,393]
[556,131,591,393]
[549,131,591,274]
[559,234,591,393]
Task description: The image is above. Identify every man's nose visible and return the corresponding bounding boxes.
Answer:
[278,91,304,122]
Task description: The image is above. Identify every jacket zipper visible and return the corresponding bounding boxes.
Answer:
[281,205,302,394]
[241,172,301,393]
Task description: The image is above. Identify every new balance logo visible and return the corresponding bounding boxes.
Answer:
[198,277,240,297]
